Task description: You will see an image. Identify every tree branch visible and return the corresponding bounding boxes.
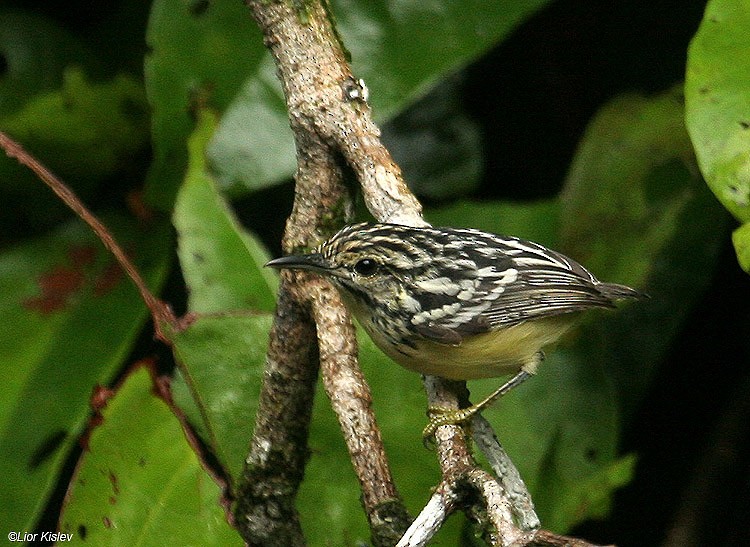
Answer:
[311,283,410,544]
[472,415,540,531]
[236,1,411,544]
[233,272,320,545]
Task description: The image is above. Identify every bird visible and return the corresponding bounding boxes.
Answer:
[266,222,643,438]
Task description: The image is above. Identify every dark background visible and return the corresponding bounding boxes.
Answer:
[5,1,749,545]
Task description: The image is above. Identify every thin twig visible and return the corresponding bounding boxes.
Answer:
[0,131,176,341]
[525,530,615,547]
[472,415,540,531]
[396,482,457,547]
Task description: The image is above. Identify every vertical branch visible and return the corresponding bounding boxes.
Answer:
[237,1,410,544]
[234,102,351,542]
[234,273,320,545]
[425,377,522,546]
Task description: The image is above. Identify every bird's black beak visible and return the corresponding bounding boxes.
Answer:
[265,253,332,273]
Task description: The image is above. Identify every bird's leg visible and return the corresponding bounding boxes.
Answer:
[422,352,542,441]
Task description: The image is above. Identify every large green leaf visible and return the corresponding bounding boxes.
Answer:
[473,87,725,530]
[170,314,270,484]
[145,0,553,203]
[173,110,277,315]
[733,222,750,272]
[58,365,242,546]
[169,112,278,480]
[686,0,750,272]
[0,69,148,182]
[334,0,550,117]
[0,216,171,534]
[143,0,264,207]
[685,0,750,224]
[210,0,552,195]
[476,350,634,532]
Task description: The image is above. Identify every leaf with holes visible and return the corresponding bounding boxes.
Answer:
[0,216,171,534]
[686,0,750,223]
[58,364,242,546]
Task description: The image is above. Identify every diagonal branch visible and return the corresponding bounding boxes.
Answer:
[472,415,540,531]
[311,282,410,543]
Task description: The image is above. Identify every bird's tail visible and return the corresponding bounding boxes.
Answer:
[598,282,648,301]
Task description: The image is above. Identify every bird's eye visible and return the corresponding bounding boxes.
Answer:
[353,258,379,276]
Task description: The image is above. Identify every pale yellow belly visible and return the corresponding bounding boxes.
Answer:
[367,318,573,380]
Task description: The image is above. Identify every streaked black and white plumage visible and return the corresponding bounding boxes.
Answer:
[267,223,642,380]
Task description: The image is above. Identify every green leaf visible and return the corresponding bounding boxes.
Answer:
[0,68,148,180]
[0,69,150,228]
[203,0,547,193]
[204,56,297,196]
[686,0,750,223]
[144,0,264,208]
[561,87,696,286]
[173,110,277,314]
[733,222,750,272]
[58,365,242,546]
[0,216,171,534]
[334,0,553,119]
[170,314,270,483]
[546,453,636,530]
[170,111,280,480]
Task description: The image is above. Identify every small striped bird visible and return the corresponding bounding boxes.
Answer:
[267,223,643,438]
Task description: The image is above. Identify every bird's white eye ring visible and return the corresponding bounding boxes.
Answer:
[353,258,379,276]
